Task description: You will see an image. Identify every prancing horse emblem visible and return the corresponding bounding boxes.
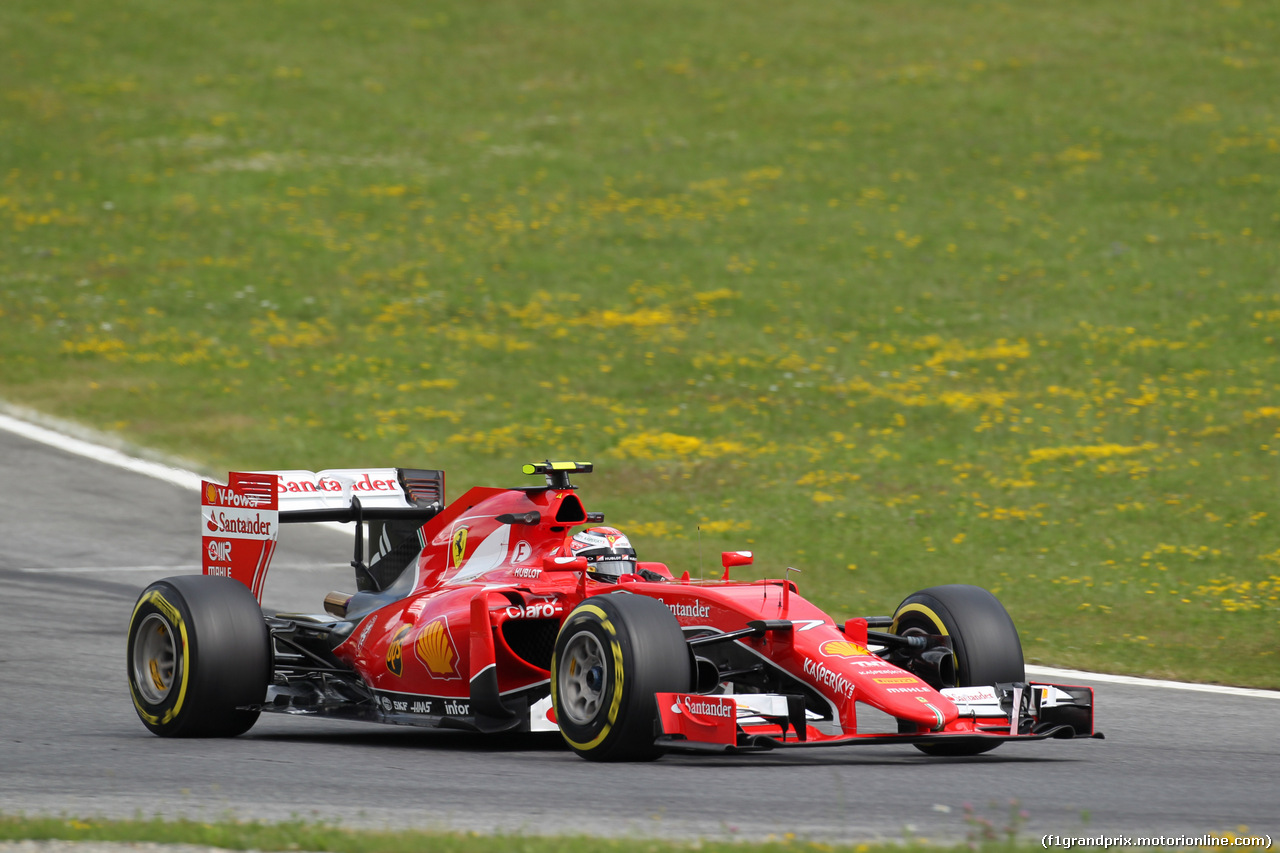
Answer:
[451,527,468,568]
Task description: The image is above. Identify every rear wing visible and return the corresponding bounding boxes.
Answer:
[202,467,444,601]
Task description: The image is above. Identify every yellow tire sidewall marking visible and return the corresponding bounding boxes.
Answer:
[890,601,958,682]
[557,604,625,753]
[128,589,191,727]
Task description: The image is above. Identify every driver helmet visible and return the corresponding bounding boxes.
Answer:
[569,526,637,582]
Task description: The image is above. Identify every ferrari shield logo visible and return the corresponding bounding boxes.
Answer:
[451,527,468,568]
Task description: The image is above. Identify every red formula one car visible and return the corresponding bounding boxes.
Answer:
[126,462,1100,760]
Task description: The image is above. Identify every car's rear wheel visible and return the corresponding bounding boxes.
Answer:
[127,575,271,737]
[551,593,692,762]
[891,583,1024,756]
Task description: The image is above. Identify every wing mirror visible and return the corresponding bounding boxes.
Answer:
[542,555,589,573]
[720,550,753,580]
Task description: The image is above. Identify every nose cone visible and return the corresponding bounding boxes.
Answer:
[877,689,957,731]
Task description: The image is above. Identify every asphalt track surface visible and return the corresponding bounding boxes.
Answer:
[1,422,1278,844]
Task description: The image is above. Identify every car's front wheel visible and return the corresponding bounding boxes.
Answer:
[892,583,1025,756]
[127,574,271,737]
[552,593,692,762]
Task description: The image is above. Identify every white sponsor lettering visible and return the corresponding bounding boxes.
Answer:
[658,598,711,619]
[444,701,470,715]
[681,696,734,718]
[356,617,376,648]
[205,566,231,577]
[802,657,856,698]
[505,601,561,620]
[512,541,533,563]
[887,686,929,694]
[206,540,232,562]
[513,567,541,579]
[411,700,432,714]
[213,487,266,507]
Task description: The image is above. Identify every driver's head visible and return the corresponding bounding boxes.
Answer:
[569,526,637,582]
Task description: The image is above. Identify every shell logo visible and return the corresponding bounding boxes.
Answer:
[205,483,217,504]
[415,616,459,679]
[819,640,871,658]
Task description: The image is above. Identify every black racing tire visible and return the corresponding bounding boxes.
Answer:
[126,575,271,738]
[551,593,693,762]
[892,584,1024,756]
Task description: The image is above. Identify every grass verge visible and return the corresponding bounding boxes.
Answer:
[1,0,1277,685]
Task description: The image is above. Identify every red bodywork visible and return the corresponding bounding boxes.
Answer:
[201,467,1094,749]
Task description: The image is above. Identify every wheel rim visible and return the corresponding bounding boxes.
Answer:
[133,613,178,704]
[558,629,607,726]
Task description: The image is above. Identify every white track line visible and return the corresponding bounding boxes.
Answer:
[0,411,204,491]
[1027,665,1280,700]
[3,408,1278,701]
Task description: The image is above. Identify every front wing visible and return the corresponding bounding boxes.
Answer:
[655,682,1102,753]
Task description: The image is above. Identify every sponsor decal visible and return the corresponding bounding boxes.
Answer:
[413,617,459,679]
[873,677,919,685]
[943,685,1001,705]
[917,696,945,729]
[206,540,232,563]
[377,693,441,715]
[278,474,398,494]
[513,567,541,579]
[450,527,468,568]
[658,598,711,619]
[386,625,410,677]
[820,640,871,658]
[505,601,562,620]
[887,686,929,693]
[443,700,470,715]
[802,657,856,698]
[355,616,377,648]
[671,696,734,718]
[511,540,533,563]
[206,486,267,508]
[204,511,273,537]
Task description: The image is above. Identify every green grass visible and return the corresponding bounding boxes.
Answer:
[0,811,1046,853]
[2,0,1278,685]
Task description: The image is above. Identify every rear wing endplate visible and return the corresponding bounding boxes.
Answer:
[201,467,444,601]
